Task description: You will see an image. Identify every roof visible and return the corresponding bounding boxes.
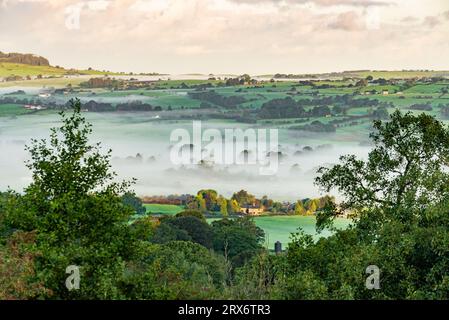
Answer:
[242,205,262,209]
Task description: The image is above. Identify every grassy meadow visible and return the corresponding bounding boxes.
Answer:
[0,103,32,116]
[206,215,351,249]
[144,203,184,215]
[255,215,350,248]
[0,62,124,84]
[0,62,68,77]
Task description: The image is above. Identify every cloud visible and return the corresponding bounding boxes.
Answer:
[0,0,448,73]
[423,15,440,28]
[327,11,365,31]
[401,16,419,23]
[444,10,449,20]
[228,0,392,7]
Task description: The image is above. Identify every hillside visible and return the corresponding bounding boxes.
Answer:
[0,62,68,77]
[0,50,125,80]
[269,70,449,80]
[0,51,50,66]
[0,62,122,81]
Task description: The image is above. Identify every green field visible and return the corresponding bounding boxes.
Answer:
[208,215,351,249]
[0,76,89,88]
[256,215,350,248]
[355,70,449,80]
[0,103,31,116]
[144,203,185,215]
[0,62,69,77]
[0,62,123,82]
[263,70,449,80]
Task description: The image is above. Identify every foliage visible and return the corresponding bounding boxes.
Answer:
[278,110,449,299]
[121,241,226,299]
[316,110,449,218]
[151,215,213,248]
[231,190,256,207]
[3,101,449,300]
[0,231,51,299]
[211,217,265,269]
[226,252,286,299]
[122,192,146,215]
[230,111,449,300]
[175,209,206,221]
[3,99,137,299]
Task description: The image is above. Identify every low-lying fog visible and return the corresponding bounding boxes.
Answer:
[0,113,371,201]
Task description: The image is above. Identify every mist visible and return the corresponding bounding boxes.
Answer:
[0,112,371,201]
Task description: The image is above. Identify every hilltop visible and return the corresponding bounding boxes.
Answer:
[268,70,449,80]
[0,50,130,80]
[0,51,50,66]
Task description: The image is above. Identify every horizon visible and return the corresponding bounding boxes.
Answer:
[4,48,449,76]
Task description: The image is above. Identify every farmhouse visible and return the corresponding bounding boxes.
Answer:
[240,204,264,216]
[24,104,46,110]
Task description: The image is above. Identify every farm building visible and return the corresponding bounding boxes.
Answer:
[24,104,46,110]
[240,205,264,216]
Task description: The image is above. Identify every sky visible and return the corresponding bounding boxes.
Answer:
[0,0,448,74]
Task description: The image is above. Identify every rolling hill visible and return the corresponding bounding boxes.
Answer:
[0,50,121,79]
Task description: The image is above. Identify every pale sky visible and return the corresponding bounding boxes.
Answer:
[0,0,448,74]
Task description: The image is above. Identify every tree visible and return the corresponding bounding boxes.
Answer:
[5,99,137,299]
[197,189,218,211]
[211,217,265,268]
[187,193,208,212]
[122,241,226,299]
[294,200,306,215]
[372,106,389,120]
[197,194,207,212]
[219,197,228,217]
[273,270,329,300]
[355,79,368,87]
[152,215,213,249]
[316,110,449,222]
[276,111,449,300]
[227,199,240,214]
[228,252,285,299]
[304,199,318,215]
[260,195,273,209]
[0,192,12,239]
[175,209,205,221]
[151,221,191,244]
[241,74,251,83]
[231,190,256,207]
[122,192,146,215]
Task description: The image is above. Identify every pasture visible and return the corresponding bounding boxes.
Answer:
[0,62,116,78]
[144,203,184,215]
[0,103,31,116]
[208,215,351,249]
